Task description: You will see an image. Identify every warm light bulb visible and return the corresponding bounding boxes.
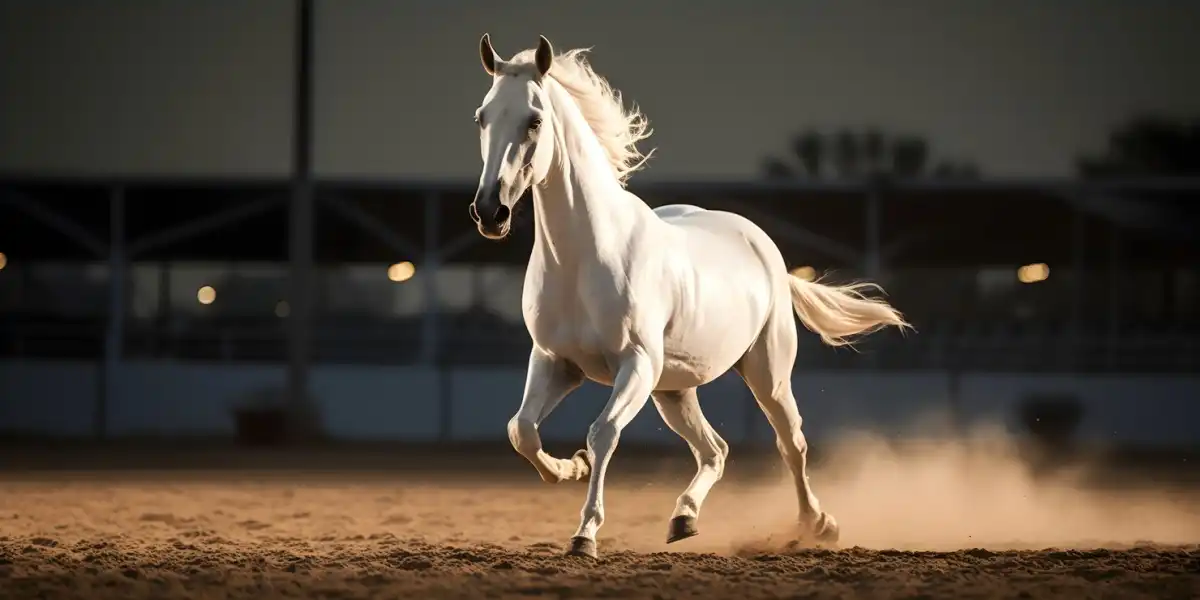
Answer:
[0,252,7,271]
[387,261,416,282]
[197,285,217,305]
[1017,263,1049,284]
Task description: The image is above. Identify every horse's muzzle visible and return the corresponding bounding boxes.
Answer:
[471,186,511,239]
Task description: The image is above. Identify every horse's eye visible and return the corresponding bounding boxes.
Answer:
[528,116,542,131]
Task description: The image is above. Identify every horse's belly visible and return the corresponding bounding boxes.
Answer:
[564,349,618,386]
[656,306,763,391]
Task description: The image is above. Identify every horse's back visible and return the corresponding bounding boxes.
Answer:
[652,204,786,271]
[653,204,707,221]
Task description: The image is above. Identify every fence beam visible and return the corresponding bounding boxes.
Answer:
[320,193,421,259]
[128,195,286,257]
[0,189,107,257]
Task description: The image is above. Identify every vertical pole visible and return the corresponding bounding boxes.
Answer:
[422,192,451,441]
[863,184,883,369]
[1106,224,1121,369]
[421,192,441,366]
[287,0,315,437]
[154,262,169,355]
[1068,206,1086,371]
[99,186,125,440]
[864,185,882,280]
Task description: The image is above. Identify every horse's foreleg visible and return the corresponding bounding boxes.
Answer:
[567,346,659,558]
[652,388,728,543]
[508,347,589,484]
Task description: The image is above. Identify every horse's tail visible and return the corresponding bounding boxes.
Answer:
[787,275,912,348]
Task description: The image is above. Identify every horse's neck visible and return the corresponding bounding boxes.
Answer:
[531,88,649,272]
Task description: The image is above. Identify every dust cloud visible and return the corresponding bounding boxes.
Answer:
[683,423,1200,553]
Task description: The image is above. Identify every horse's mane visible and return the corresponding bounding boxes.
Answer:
[509,47,654,186]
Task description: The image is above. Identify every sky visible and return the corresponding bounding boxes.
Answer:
[1,0,1198,180]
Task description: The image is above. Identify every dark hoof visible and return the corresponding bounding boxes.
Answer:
[666,515,699,544]
[565,536,598,559]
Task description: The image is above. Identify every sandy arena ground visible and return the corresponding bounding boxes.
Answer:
[2,432,1198,599]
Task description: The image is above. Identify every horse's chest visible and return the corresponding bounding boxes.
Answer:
[525,295,624,385]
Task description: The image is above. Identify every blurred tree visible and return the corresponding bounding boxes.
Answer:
[793,130,824,178]
[762,157,794,179]
[762,128,977,181]
[1076,115,1200,178]
[890,135,929,178]
[932,160,982,180]
[833,129,862,179]
[863,127,887,175]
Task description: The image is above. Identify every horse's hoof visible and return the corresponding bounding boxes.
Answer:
[814,513,840,545]
[571,449,592,479]
[565,536,598,559]
[666,515,699,544]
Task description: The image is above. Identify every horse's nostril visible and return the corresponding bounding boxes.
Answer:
[493,204,511,223]
[469,203,480,223]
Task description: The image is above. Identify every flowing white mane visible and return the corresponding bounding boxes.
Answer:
[508,47,654,185]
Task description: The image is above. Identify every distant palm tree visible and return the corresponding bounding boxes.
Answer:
[793,130,824,178]
[1077,115,1200,178]
[890,135,929,178]
[763,128,975,181]
[863,127,886,175]
[833,129,862,179]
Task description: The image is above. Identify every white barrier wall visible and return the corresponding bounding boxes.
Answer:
[1,360,1197,446]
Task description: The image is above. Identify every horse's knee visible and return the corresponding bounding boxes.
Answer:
[702,451,725,480]
[775,431,808,461]
[716,436,731,461]
[694,439,726,473]
[507,417,540,456]
[586,419,620,454]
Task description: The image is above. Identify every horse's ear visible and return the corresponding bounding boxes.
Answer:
[480,33,497,76]
[535,35,554,77]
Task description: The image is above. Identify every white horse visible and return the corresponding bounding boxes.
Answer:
[469,34,910,559]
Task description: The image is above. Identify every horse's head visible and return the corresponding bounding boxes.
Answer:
[470,34,557,240]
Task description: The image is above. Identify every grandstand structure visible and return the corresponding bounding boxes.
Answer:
[2,175,1198,374]
[1,1,1197,444]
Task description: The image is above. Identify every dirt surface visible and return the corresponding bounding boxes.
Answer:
[2,432,1198,599]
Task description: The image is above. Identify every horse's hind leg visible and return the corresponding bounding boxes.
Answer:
[651,388,729,543]
[735,311,839,544]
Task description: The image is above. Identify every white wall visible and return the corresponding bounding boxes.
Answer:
[2,360,1197,447]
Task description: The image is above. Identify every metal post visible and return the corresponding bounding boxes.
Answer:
[864,186,882,280]
[99,187,126,440]
[421,192,441,365]
[1106,224,1121,369]
[287,0,315,436]
[1068,207,1086,370]
[863,184,883,369]
[422,193,452,441]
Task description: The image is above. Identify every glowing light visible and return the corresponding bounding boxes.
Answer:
[387,261,416,283]
[275,300,290,318]
[1017,263,1050,284]
[196,285,217,305]
[0,252,7,271]
[790,265,816,282]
